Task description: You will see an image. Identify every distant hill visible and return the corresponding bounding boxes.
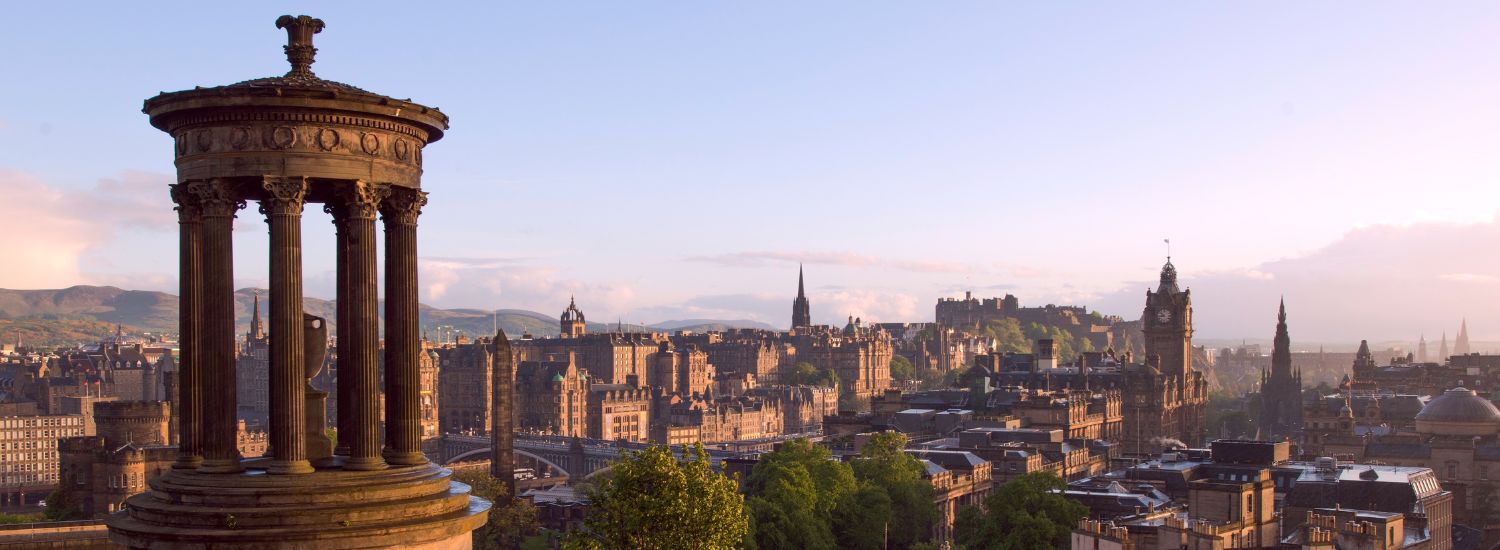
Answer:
[0,286,773,344]
[0,286,178,332]
[650,319,778,332]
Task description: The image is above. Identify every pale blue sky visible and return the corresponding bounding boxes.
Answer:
[1,2,1498,341]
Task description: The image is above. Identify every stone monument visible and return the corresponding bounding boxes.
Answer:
[106,15,490,549]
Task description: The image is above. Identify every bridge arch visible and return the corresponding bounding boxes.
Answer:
[443,448,570,477]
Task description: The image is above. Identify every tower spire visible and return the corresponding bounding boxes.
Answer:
[798,264,805,298]
[1272,298,1291,377]
[1455,318,1471,356]
[250,291,264,339]
[791,266,811,330]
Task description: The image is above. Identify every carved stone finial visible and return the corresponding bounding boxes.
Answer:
[275,15,326,78]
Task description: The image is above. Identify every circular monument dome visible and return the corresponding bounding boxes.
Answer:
[1415,387,1500,437]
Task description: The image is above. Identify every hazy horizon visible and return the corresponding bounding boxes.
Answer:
[2,3,1497,342]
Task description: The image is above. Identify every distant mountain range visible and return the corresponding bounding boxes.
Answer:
[0,286,777,345]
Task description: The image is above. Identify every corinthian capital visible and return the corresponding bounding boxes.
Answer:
[345,181,391,221]
[259,176,308,217]
[380,187,427,227]
[188,179,246,218]
[170,183,202,220]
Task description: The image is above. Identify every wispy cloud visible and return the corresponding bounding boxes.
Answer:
[1439,273,1500,284]
[685,250,969,274]
[0,169,176,289]
[1089,215,1500,342]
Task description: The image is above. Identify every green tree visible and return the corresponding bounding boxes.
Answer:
[846,432,937,549]
[565,444,748,550]
[916,367,948,390]
[953,472,1086,550]
[982,319,1029,354]
[42,489,83,521]
[839,394,871,413]
[452,469,542,550]
[744,439,857,550]
[785,362,839,388]
[890,355,915,381]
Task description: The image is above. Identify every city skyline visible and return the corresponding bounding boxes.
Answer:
[2,3,1498,341]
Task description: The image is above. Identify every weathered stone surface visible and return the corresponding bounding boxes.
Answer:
[109,13,482,549]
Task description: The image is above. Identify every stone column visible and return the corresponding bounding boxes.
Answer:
[380,188,427,466]
[332,182,388,470]
[261,177,314,475]
[326,203,351,458]
[190,179,244,474]
[170,184,203,470]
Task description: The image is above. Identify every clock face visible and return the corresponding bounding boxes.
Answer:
[1156,308,1172,323]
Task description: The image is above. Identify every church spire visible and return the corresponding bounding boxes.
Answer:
[250,291,264,340]
[798,264,805,298]
[1271,297,1291,377]
[791,265,811,330]
[1455,318,1471,356]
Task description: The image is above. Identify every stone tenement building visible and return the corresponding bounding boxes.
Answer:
[796,317,894,401]
[746,385,838,434]
[435,336,495,435]
[648,341,713,398]
[512,354,653,443]
[665,394,785,443]
[702,337,785,386]
[106,16,487,547]
[0,410,85,507]
[588,384,653,442]
[514,303,661,385]
[1255,299,1304,441]
[514,354,589,437]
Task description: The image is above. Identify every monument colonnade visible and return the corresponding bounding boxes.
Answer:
[170,176,428,474]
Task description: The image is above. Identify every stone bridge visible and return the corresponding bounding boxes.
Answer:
[438,434,738,478]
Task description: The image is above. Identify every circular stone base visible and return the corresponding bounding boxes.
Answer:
[105,463,490,549]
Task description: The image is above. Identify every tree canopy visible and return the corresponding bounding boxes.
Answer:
[953,472,1086,550]
[980,319,1094,363]
[744,435,937,550]
[565,444,748,550]
[744,439,855,550]
[848,432,937,549]
[451,469,542,550]
[890,355,915,381]
[784,361,840,388]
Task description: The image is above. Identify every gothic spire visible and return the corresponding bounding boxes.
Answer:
[1272,298,1291,377]
[1455,318,1471,356]
[791,265,812,329]
[250,291,264,339]
[798,264,806,298]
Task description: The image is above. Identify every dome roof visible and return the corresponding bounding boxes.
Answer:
[1415,388,1500,437]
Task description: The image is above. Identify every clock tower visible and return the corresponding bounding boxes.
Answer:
[1143,258,1192,377]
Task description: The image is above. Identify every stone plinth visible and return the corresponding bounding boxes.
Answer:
[105,465,488,549]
